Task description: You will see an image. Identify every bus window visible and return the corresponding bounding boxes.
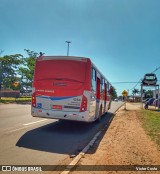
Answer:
[92,68,96,80]
[101,78,105,100]
[107,82,110,95]
[101,78,104,92]
[92,68,96,92]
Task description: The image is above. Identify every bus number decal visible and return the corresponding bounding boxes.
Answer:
[73,98,81,102]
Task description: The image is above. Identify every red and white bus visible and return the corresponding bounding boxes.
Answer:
[31,56,112,122]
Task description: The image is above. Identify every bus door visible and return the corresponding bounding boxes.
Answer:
[96,77,100,100]
[104,83,107,112]
[95,77,101,118]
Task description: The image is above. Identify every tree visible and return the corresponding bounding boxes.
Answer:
[132,88,139,96]
[18,49,39,89]
[0,54,23,90]
[144,90,153,98]
[143,89,146,94]
[132,88,139,102]
[110,86,117,99]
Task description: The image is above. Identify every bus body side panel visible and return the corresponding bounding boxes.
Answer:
[90,75,112,121]
[89,91,96,121]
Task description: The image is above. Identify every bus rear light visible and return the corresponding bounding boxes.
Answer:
[32,93,36,108]
[80,95,87,112]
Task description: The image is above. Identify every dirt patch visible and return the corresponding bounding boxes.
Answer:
[70,103,160,174]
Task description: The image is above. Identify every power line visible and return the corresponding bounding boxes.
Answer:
[112,82,140,84]
[112,81,159,87]
[152,66,160,73]
[132,79,142,90]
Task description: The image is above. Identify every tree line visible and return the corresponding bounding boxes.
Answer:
[132,88,153,98]
[0,49,40,90]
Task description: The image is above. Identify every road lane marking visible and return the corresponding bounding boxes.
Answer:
[23,119,48,126]
[6,127,29,134]
[5,119,49,134]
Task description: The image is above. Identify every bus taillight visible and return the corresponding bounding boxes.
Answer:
[80,95,87,112]
[32,93,36,108]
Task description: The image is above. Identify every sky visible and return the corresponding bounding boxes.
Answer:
[1,0,160,96]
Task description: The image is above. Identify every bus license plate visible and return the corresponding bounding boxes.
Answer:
[52,105,62,110]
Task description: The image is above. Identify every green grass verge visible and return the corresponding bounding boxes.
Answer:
[0,97,31,104]
[139,109,160,149]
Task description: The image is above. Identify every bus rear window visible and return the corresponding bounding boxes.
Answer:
[34,60,87,82]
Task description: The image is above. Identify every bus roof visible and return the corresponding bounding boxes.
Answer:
[37,56,90,61]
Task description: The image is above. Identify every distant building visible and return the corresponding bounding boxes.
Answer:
[153,89,160,99]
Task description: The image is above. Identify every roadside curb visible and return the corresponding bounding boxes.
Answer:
[61,103,125,174]
[0,101,31,105]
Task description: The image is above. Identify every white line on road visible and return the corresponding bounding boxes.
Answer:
[23,119,48,126]
[6,127,29,134]
[5,119,49,134]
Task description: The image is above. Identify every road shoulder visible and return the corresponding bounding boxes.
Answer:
[70,102,160,174]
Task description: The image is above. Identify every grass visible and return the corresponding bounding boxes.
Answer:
[0,97,31,104]
[138,109,160,149]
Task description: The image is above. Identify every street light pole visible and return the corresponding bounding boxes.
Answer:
[65,41,71,56]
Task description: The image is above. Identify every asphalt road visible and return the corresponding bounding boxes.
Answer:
[0,101,124,167]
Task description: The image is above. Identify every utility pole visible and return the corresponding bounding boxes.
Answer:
[65,41,71,56]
